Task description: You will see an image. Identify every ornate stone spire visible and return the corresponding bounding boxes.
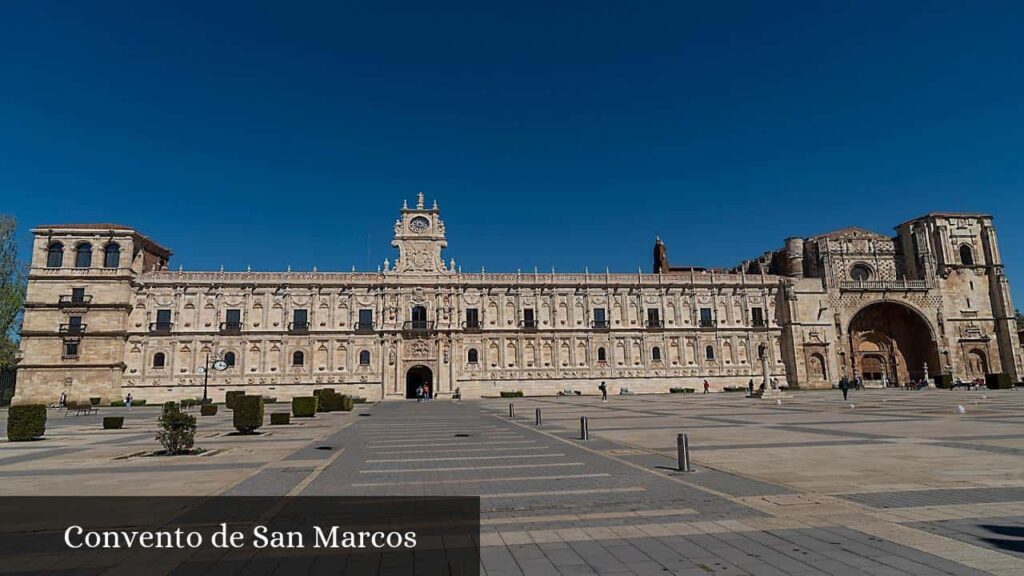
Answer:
[416,191,425,209]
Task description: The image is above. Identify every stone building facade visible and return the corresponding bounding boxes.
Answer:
[15,195,1021,404]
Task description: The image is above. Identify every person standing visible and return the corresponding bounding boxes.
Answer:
[424,382,431,402]
[416,384,423,402]
[598,381,607,402]
[703,380,710,394]
[748,379,754,395]
[125,392,133,410]
[839,377,849,401]
[59,391,67,408]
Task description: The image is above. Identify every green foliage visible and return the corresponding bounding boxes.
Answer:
[89,397,101,406]
[321,392,344,412]
[0,215,27,369]
[156,405,196,454]
[262,396,277,404]
[669,387,695,394]
[351,397,367,404]
[313,389,334,412]
[292,396,317,417]
[985,373,1013,389]
[162,401,179,414]
[134,399,147,407]
[199,404,218,416]
[270,412,290,425]
[102,416,124,429]
[341,396,354,412]
[499,391,524,398]
[225,391,245,409]
[111,400,125,407]
[233,395,264,434]
[7,404,46,441]
[1016,309,1023,330]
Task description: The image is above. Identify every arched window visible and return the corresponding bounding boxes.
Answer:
[850,264,871,282]
[74,243,93,268]
[705,345,715,360]
[292,351,304,366]
[597,347,607,362]
[359,350,371,365]
[223,351,236,367]
[467,348,479,363]
[103,243,120,268]
[652,347,662,362]
[959,244,975,266]
[153,352,166,368]
[46,242,64,268]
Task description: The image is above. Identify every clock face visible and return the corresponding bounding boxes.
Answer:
[409,216,430,232]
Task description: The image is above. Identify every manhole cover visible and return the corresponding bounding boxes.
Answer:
[358,414,372,417]
[315,446,333,451]
[454,433,471,438]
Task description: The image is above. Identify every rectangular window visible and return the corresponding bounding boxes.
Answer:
[71,287,86,304]
[465,308,479,328]
[523,308,536,328]
[226,309,241,325]
[156,309,172,327]
[647,308,661,327]
[358,309,373,329]
[593,308,608,328]
[751,307,765,327]
[63,340,79,359]
[293,309,308,328]
[699,308,714,327]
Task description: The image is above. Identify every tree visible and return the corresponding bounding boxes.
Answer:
[1016,309,1023,331]
[0,216,27,368]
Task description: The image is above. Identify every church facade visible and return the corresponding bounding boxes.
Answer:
[15,195,1022,404]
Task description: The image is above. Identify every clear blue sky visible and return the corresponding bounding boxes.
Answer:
[2,2,1022,302]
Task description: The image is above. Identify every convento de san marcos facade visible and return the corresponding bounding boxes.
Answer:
[14,193,1023,404]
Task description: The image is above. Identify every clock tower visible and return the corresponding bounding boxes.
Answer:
[389,192,452,274]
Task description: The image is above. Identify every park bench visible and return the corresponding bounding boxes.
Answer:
[63,401,98,417]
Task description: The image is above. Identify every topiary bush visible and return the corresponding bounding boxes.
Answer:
[233,395,264,434]
[134,399,147,407]
[162,401,179,414]
[986,373,1013,389]
[341,396,354,412]
[499,391,524,398]
[320,392,344,412]
[292,396,317,418]
[103,416,124,429]
[111,400,125,407]
[200,404,218,416]
[7,405,47,441]
[156,405,196,454]
[89,397,101,406]
[270,412,290,425]
[225,391,245,410]
[263,397,277,404]
[313,389,332,412]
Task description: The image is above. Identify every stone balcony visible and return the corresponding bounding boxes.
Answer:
[839,280,931,291]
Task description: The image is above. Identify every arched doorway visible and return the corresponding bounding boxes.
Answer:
[848,302,938,386]
[405,365,433,399]
[965,348,988,380]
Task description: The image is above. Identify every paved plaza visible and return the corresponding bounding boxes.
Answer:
[2,389,1023,575]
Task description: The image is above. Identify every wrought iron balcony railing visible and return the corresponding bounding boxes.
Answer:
[287,321,310,334]
[354,322,375,334]
[403,320,435,333]
[462,321,482,332]
[645,319,664,330]
[58,294,93,306]
[59,323,87,335]
[592,320,610,331]
[521,320,539,330]
[149,322,173,335]
[219,322,243,334]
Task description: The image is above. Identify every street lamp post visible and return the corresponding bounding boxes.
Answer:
[201,353,229,404]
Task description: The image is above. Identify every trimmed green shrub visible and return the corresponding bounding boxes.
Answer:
[134,399,147,407]
[313,389,334,412]
[156,405,196,454]
[111,400,125,407]
[162,401,179,414]
[200,404,218,416]
[225,391,245,409]
[670,387,696,394]
[934,374,953,389]
[499,391,524,398]
[351,397,367,404]
[263,397,277,404]
[7,405,47,441]
[341,396,354,412]
[103,416,124,429]
[985,373,1013,389]
[321,392,344,412]
[292,396,317,418]
[233,395,264,434]
[89,397,101,406]
[270,412,290,425]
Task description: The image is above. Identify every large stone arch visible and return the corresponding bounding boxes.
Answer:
[848,300,939,385]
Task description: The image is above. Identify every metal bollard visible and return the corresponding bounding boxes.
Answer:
[535,408,542,426]
[580,416,589,440]
[508,404,515,418]
[677,433,691,472]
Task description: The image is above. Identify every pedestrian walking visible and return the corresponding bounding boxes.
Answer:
[598,381,607,402]
[424,383,431,402]
[125,392,133,410]
[416,384,424,402]
[748,379,754,395]
[703,379,710,394]
[59,391,67,408]
[839,377,849,401]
